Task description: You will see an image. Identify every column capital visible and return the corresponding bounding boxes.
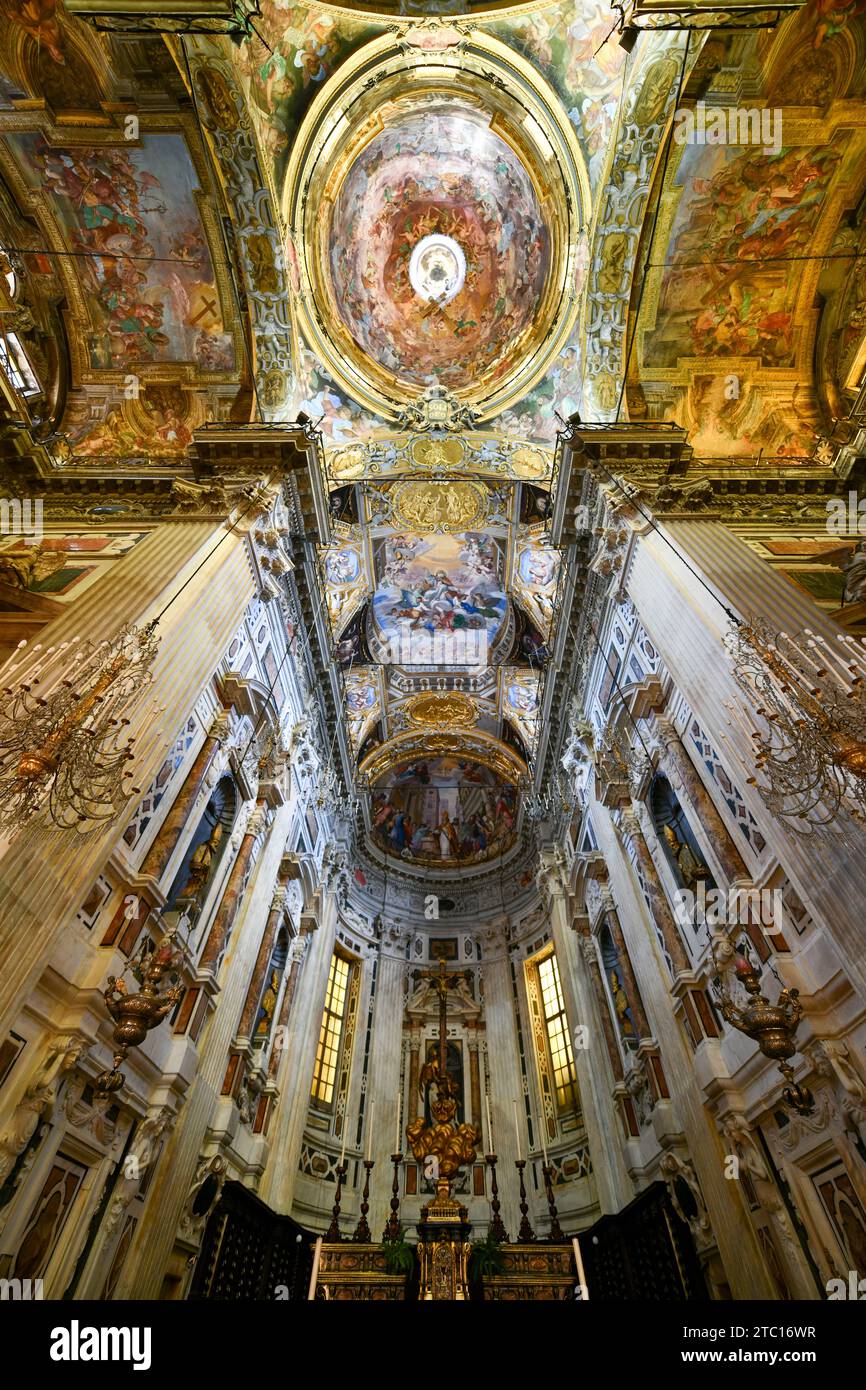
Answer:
[578,934,598,967]
[269,885,289,913]
[209,707,233,743]
[618,807,642,843]
[246,804,268,839]
[599,885,617,913]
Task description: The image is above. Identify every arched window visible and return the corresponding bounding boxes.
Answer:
[311,949,359,1112]
[0,331,40,397]
[537,951,579,1115]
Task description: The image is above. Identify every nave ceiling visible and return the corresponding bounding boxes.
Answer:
[0,0,865,873]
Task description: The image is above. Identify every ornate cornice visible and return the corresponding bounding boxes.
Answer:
[561,419,852,523]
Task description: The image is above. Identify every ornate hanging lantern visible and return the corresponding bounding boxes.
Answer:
[0,621,159,835]
[712,948,814,1115]
[96,928,185,1096]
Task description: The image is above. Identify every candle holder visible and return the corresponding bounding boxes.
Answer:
[383,1152,403,1242]
[515,1159,535,1243]
[542,1162,566,1242]
[485,1154,509,1243]
[352,1159,374,1242]
[325,1160,347,1241]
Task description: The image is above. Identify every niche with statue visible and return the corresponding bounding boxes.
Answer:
[252,927,291,1049]
[598,920,640,1052]
[649,774,715,896]
[165,776,238,927]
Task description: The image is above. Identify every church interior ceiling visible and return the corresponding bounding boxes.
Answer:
[1,0,865,867]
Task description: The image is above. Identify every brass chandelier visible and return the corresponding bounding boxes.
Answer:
[724,618,866,834]
[0,621,159,835]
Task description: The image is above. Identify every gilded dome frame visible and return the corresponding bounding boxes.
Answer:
[282,29,589,422]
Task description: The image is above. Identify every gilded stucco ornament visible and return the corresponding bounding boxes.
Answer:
[391,480,486,533]
[404,692,476,728]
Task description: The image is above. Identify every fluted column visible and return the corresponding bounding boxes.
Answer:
[259,900,335,1213]
[653,716,748,884]
[116,796,295,1297]
[138,708,231,893]
[368,947,406,1238]
[627,518,866,997]
[619,808,690,977]
[543,868,631,1213]
[267,923,310,1080]
[480,938,522,1238]
[199,803,266,975]
[593,789,777,1298]
[576,927,624,1084]
[599,886,652,1039]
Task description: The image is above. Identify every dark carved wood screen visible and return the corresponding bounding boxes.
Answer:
[582,1181,707,1300]
[189,1180,314,1301]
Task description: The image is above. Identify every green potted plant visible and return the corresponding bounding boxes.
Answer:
[469,1231,506,1299]
[381,1225,416,1279]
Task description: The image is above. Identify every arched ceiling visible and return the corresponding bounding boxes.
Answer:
[2,0,866,873]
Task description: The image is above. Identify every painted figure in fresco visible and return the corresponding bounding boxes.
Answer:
[17,135,229,371]
[3,0,65,63]
[374,532,506,646]
[648,143,842,369]
[371,757,517,866]
[842,540,866,604]
[436,811,460,859]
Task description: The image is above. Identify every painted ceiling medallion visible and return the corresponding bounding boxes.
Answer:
[327,105,549,393]
[283,32,587,421]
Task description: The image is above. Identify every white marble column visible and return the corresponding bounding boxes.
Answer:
[115,797,292,1297]
[592,787,778,1299]
[480,934,523,1239]
[367,944,406,1240]
[627,519,866,997]
[541,862,633,1213]
[258,894,336,1214]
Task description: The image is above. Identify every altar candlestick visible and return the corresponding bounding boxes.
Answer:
[366,1099,375,1162]
[572,1236,589,1299]
[513,1098,523,1161]
[485,1094,494,1154]
[339,1126,346,1167]
[394,1088,402,1155]
[540,1111,549,1165]
[307,1236,323,1301]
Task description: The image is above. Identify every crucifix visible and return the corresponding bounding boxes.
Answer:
[407,957,481,1302]
[414,957,466,1090]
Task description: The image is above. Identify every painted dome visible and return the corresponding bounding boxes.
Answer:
[326,105,551,391]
